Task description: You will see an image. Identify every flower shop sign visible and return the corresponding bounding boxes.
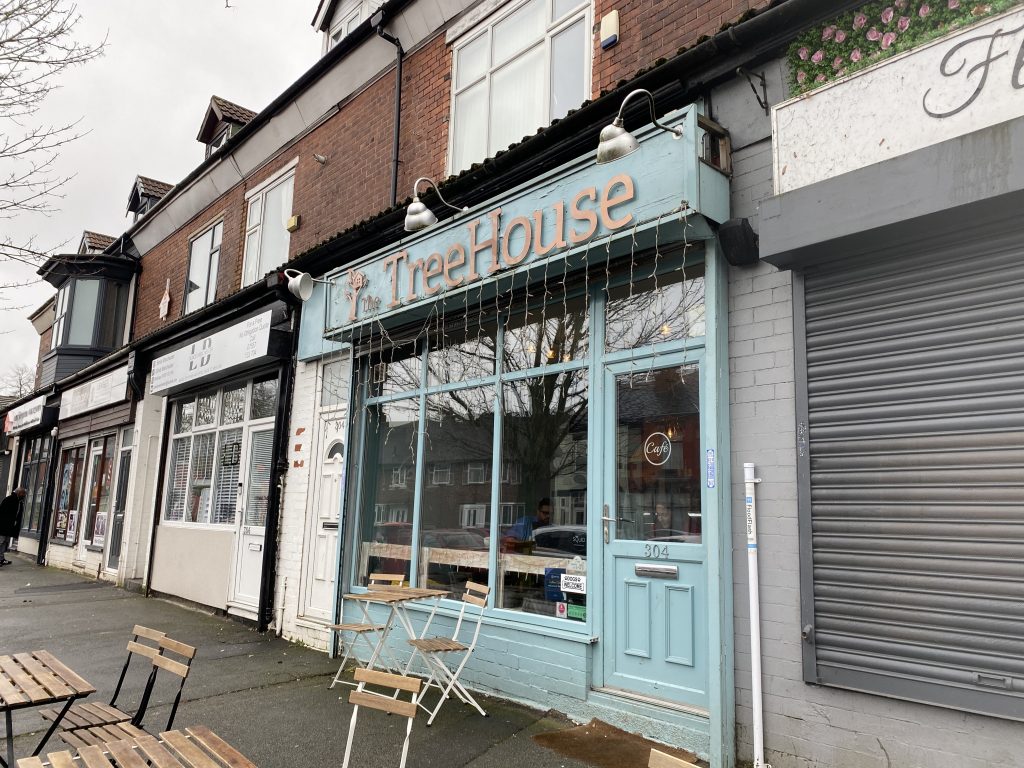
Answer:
[773,4,1024,194]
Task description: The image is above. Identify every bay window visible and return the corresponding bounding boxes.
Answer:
[448,0,591,174]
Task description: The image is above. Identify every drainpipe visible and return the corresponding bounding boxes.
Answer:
[256,306,300,632]
[744,463,770,768]
[372,12,403,207]
[36,429,59,566]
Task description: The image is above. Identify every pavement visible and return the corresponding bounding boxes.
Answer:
[0,553,593,768]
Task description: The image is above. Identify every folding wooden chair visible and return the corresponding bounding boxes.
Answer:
[329,573,406,688]
[342,669,421,768]
[39,625,165,736]
[58,635,197,750]
[407,580,488,725]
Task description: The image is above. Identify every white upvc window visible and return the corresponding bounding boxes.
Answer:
[390,466,408,488]
[500,502,525,525]
[459,503,489,528]
[448,0,591,174]
[185,221,223,314]
[242,163,296,287]
[465,461,489,485]
[431,463,452,486]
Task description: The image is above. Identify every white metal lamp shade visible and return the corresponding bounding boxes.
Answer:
[283,269,313,301]
[404,177,467,232]
[403,196,438,232]
[596,88,682,164]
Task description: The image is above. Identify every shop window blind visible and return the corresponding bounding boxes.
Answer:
[245,430,274,527]
[797,236,1024,721]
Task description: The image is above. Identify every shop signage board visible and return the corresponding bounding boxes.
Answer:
[4,395,48,434]
[317,105,729,339]
[150,311,273,394]
[59,366,130,420]
[773,6,1024,194]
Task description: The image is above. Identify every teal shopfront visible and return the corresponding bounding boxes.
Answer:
[299,105,736,762]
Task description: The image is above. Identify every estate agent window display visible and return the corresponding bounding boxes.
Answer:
[350,251,706,626]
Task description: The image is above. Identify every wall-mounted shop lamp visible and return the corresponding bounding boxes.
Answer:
[404,177,468,232]
[282,268,336,302]
[596,88,682,164]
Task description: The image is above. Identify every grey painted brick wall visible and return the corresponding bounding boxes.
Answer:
[722,68,1023,768]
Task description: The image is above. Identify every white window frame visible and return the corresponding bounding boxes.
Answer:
[161,377,277,529]
[184,219,223,314]
[50,284,69,349]
[446,0,592,175]
[501,460,521,485]
[374,504,409,524]
[500,502,525,525]
[390,466,408,488]
[465,461,489,485]
[431,463,452,486]
[459,503,489,528]
[241,160,297,288]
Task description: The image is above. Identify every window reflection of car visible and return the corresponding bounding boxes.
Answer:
[532,525,587,557]
[421,530,487,550]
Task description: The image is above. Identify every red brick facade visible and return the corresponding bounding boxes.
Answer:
[132,0,760,340]
[592,0,771,95]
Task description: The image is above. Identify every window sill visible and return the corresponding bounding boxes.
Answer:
[86,544,104,553]
[18,531,40,541]
[47,539,75,548]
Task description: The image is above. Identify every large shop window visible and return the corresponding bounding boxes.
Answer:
[19,436,51,535]
[350,255,704,624]
[242,168,295,287]
[163,377,278,525]
[448,0,591,174]
[52,445,85,543]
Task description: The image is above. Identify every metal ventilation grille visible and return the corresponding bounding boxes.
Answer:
[801,234,1024,720]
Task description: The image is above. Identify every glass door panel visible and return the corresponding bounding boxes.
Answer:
[602,361,708,710]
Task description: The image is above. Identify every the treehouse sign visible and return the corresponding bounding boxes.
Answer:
[320,105,729,338]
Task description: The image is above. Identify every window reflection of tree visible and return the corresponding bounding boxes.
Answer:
[502,370,588,512]
[605,265,705,351]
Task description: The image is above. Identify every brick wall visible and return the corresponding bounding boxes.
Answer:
[592,0,771,96]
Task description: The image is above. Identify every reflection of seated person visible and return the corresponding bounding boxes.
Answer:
[651,503,678,537]
[502,498,551,553]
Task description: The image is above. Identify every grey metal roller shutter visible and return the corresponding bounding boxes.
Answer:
[796,231,1024,721]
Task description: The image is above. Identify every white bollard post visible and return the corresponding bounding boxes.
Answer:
[744,462,770,768]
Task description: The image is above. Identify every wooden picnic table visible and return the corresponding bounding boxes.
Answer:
[0,651,96,768]
[16,725,256,768]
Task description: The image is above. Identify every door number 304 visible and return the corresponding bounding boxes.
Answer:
[644,544,670,559]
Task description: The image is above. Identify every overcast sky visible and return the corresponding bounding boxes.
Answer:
[0,0,320,387]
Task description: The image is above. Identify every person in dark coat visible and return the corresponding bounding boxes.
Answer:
[0,488,26,566]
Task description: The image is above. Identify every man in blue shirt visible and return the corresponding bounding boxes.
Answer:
[504,498,552,550]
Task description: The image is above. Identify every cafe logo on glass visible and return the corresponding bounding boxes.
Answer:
[644,432,672,466]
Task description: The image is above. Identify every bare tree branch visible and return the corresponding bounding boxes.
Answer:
[0,0,105,306]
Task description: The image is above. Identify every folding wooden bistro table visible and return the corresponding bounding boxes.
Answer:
[0,651,96,768]
[16,725,257,768]
[341,587,448,675]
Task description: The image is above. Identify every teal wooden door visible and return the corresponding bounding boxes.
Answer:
[601,356,709,711]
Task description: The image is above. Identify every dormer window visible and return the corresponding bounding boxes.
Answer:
[127,176,173,223]
[197,96,256,159]
[205,126,232,159]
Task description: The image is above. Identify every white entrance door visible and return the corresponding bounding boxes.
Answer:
[230,428,275,612]
[301,419,346,621]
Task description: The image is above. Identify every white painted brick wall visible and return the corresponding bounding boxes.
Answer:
[276,354,351,651]
[727,115,1022,768]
